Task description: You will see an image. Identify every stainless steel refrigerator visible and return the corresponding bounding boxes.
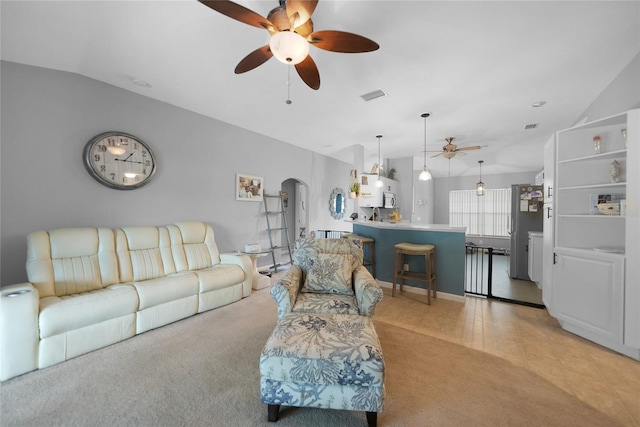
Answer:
[509,184,544,280]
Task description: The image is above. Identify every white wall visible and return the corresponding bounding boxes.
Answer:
[0,61,353,285]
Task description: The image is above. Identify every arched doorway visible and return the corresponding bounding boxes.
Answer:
[282,178,309,243]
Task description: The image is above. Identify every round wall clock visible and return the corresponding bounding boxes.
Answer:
[83,131,157,190]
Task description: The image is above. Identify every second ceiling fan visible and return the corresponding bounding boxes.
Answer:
[198,0,379,90]
[430,137,482,159]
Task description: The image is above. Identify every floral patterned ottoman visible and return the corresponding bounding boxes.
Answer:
[260,312,385,427]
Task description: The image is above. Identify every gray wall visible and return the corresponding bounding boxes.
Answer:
[575,52,640,125]
[0,61,353,285]
[433,172,537,224]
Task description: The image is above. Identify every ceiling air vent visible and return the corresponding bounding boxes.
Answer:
[360,89,387,101]
[524,123,540,130]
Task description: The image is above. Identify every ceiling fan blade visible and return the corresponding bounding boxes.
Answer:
[295,55,320,90]
[456,145,482,151]
[234,45,273,74]
[198,0,273,31]
[308,30,379,53]
[430,153,444,158]
[286,0,318,27]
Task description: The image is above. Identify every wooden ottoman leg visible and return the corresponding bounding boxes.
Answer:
[268,404,280,422]
[366,411,377,427]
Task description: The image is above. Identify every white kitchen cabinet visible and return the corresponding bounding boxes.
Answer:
[551,108,639,360]
[554,248,624,347]
[527,232,543,285]
[542,136,555,312]
[359,175,398,207]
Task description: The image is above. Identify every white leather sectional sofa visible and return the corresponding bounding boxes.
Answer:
[0,221,253,381]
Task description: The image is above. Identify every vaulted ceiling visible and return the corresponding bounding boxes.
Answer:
[2,1,639,177]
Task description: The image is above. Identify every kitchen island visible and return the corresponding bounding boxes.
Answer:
[349,221,467,298]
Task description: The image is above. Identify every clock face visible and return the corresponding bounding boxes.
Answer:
[83,132,156,190]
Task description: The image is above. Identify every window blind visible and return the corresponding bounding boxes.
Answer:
[449,188,511,237]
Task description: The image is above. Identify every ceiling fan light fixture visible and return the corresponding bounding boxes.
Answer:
[269,31,310,65]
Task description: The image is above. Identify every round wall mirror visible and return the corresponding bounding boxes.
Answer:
[329,187,346,219]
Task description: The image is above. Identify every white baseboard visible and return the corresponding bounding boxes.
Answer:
[376,280,466,304]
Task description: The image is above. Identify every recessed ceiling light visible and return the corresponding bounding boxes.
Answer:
[531,101,546,108]
[131,77,152,88]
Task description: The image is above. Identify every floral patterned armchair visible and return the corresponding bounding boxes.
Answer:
[270,238,383,319]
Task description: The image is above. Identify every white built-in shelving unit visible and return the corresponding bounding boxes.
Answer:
[549,109,639,360]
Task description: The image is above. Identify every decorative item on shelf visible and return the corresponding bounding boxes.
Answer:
[349,181,360,199]
[593,134,602,154]
[387,168,396,180]
[610,160,621,183]
[590,193,625,215]
[598,202,620,216]
[621,128,627,148]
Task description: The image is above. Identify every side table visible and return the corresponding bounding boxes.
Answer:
[241,251,272,290]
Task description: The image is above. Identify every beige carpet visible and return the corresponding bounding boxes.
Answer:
[0,289,620,427]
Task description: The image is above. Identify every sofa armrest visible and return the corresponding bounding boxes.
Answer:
[269,265,302,320]
[1,283,39,381]
[353,266,383,317]
[220,253,253,297]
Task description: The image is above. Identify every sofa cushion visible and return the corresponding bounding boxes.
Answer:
[27,228,119,298]
[116,227,177,283]
[292,293,360,315]
[194,265,245,293]
[133,272,199,310]
[168,222,222,272]
[302,254,353,295]
[293,239,363,275]
[38,284,139,339]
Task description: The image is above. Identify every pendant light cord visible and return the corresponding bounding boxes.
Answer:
[286,66,292,105]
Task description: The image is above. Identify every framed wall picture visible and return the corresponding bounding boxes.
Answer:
[236,173,264,201]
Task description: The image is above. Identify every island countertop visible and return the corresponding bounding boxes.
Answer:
[348,221,467,298]
[345,220,466,233]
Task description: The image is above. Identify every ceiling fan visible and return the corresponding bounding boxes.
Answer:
[429,137,481,159]
[198,0,379,90]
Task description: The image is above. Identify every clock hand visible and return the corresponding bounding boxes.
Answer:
[114,157,143,164]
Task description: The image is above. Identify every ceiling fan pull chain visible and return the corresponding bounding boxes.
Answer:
[286,65,292,105]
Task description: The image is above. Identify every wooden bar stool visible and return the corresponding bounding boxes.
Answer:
[393,242,437,305]
[342,233,376,278]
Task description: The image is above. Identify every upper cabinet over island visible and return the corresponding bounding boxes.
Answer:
[359,174,398,207]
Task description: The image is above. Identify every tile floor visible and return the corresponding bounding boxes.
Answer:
[374,285,640,427]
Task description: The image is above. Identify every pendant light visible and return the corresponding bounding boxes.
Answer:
[476,160,485,196]
[376,135,384,187]
[419,113,432,181]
